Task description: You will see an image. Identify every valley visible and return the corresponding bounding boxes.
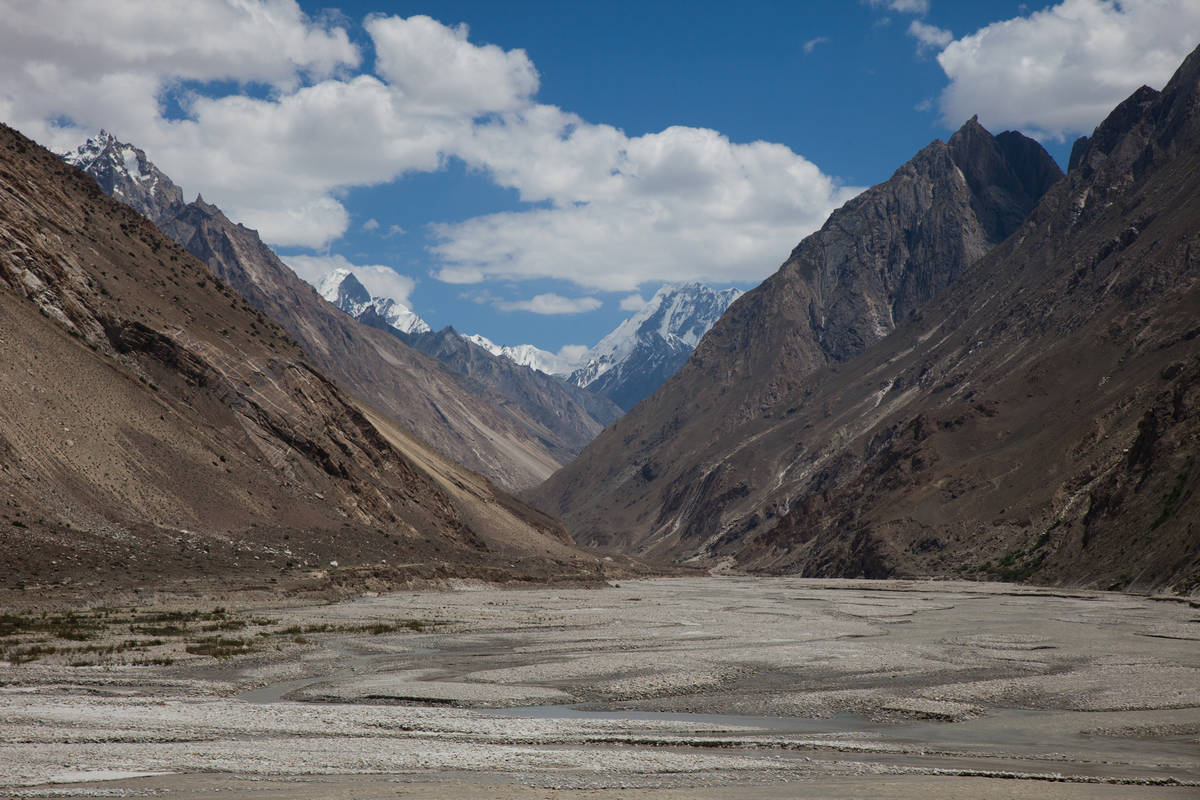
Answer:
[2,577,1197,798]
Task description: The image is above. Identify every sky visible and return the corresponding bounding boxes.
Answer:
[3,0,1199,354]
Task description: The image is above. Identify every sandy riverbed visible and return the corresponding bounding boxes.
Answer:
[2,577,1198,798]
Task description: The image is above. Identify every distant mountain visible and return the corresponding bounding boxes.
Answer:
[2,123,612,594]
[317,268,430,336]
[67,132,574,491]
[566,283,742,411]
[62,130,183,222]
[316,268,623,461]
[464,333,578,376]
[440,283,741,413]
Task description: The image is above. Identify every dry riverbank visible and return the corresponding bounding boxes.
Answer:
[2,577,1198,798]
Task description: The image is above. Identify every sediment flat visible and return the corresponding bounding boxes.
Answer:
[2,577,1197,798]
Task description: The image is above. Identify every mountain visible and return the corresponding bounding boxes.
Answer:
[464,333,578,376]
[317,269,623,461]
[66,133,575,492]
[537,49,1200,594]
[532,118,1075,564]
[317,268,430,336]
[567,283,743,411]
[0,123,616,595]
[62,130,183,223]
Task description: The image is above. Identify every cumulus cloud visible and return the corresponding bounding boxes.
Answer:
[619,293,647,311]
[937,0,1200,139]
[908,20,953,53]
[362,218,380,231]
[494,294,603,315]
[866,0,930,14]
[0,4,857,287]
[436,118,859,291]
[365,14,538,115]
[285,254,417,306]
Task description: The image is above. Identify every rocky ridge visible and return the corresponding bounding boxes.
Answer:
[0,124,614,595]
[532,119,1064,562]
[317,269,623,461]
[66,134,576,491]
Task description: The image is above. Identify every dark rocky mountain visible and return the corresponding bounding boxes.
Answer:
[319,270,622,461]
[0,124,617,596]
[66,134,578,491]
[567,283,743,411]
[535,49,1200,594]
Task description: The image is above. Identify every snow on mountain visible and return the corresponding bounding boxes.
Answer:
[462,282,741,411]
[61,131,184,223]
[462,334,582,375]
[318,269,430,335]
[566,282,742,410]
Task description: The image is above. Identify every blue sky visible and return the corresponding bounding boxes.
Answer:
[3,1,1198,353]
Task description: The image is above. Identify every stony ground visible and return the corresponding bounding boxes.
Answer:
[1,577,1198,798]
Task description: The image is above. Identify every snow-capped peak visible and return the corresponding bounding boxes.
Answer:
[316,268,430,336]
[562,282,742,409]
[462,334,582,375]
[61,131,184,222]
[317,268,361,304]
[573,283,742,385]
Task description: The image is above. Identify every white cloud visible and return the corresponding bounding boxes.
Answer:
[285,254,416,306]
[619,293,647,311]
[436,117,859,291]
[866,0,930,14]
[936,0,1200,140]
[362,218,380,231]
[494,294,602,315]
[803,37,830,54]
[365,14,538,115]
[0,6,857,288]
[908,20,953,53]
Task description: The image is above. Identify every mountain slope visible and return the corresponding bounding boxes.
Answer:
[399,327,624,461]
[0,124,611,594]
[64,133,580,491]
[537,52,1200,593]
[568,283,743,411]
[532,119,1063,558]
[318,270,622,460]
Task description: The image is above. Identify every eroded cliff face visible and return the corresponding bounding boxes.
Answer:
[533,120,1062,557]
[0,124,614,594]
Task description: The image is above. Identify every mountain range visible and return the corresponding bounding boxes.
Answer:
[19,43,1200,597]
[532,48,1200,594]
[0,124,618,595]
[63,133,594,492]
[317,268,742,413]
